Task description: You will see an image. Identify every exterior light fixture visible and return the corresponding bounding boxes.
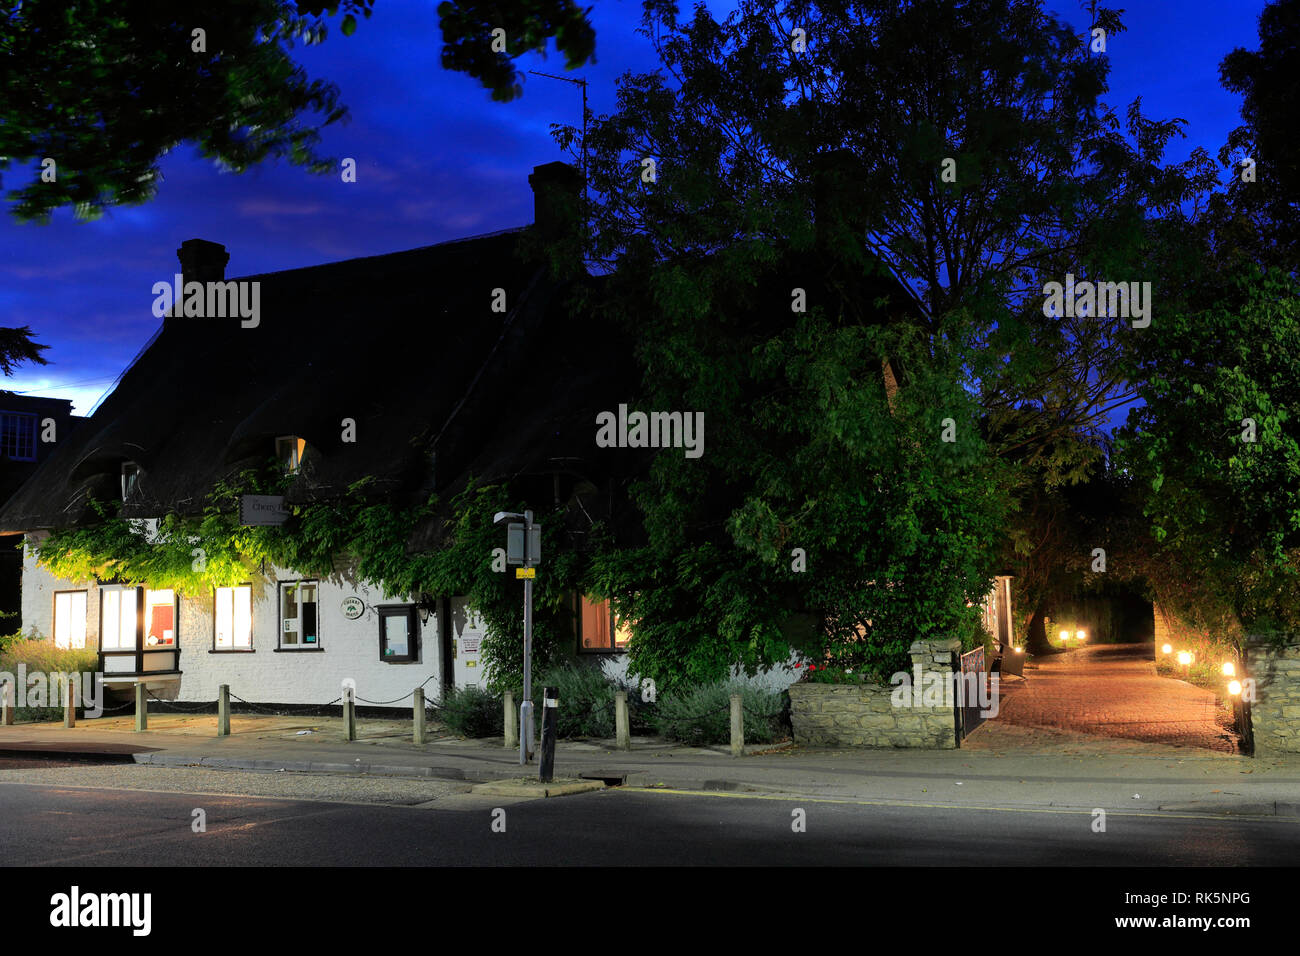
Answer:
[1177,651,1192,666]
[1161,643,1172,655]
[1014,646,1024,654]
[1075,629,1086,641]
[1222,662,1235,677]
[1228,680,1242,697]
[1060,629,1070,641]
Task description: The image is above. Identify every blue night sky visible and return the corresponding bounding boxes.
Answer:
[0,0,1271,415]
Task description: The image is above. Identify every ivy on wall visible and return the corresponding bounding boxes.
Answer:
[31,465,601,693]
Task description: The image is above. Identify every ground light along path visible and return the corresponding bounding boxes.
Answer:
[967,643,1239,754]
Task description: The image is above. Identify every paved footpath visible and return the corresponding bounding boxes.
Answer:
[967,642,1239,754]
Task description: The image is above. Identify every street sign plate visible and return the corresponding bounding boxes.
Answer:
[507,522,542,565]
[516,567,535,579]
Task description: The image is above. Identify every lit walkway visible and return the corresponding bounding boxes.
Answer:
[966,642,1240,754]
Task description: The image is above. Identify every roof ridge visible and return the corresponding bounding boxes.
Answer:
[231,226,529,282]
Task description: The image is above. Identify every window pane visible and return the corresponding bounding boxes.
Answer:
[281,584,299,644]
[300,584,317,644]
[145,589,175,647]
[384,614,409,658]
[102,589,120,649]
[54,593,71,649]
[215,588,233,649]
[69,592,87,649]
[102,588,137,651]
[581,596,611,650]
[233,586,252,649]
[613,610,632,649]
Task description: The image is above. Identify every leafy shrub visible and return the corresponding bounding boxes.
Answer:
[0,637,100,722]
[534,663,620,739]
[652,681,787,745]
[437,685,504,738]
[0,639,97,677]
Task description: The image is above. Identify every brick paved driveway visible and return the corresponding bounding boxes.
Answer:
[965,642,1240,754]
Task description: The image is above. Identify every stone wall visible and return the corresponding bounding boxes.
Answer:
[787,637,961,749]
[1246,635,1300,754]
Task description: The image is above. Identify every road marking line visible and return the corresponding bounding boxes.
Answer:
[620,787,1300,823]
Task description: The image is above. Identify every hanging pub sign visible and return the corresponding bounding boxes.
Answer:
[239,495,289,526]
[341,597,365,620]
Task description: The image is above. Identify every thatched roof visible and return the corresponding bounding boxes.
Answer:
[0,222,644,540]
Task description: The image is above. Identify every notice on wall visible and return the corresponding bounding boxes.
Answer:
[461,635,481,656]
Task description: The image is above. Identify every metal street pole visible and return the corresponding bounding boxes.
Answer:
[520,509,534,765]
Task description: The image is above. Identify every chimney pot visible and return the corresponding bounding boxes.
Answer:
[177,238,230,283]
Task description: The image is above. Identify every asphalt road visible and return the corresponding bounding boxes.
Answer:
[1,773,1297,866]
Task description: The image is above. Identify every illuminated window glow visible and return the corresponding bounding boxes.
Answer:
[53,591,87,649]
[214,585,253,649]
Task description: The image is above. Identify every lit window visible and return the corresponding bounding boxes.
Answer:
[277,436,307,474]
[121,462,140,501]
[378,605,418,663]
[144,589,176,647]
[0,412,37,461]
[576,594,632,653]
[214,585,253,650]
[100,586,137,651]
[279,581,319,648]
[53,591,87,649]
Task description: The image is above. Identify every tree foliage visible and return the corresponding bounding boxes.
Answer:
[1117,268,1300,636]
[554,0,1213,684]
[0,0,371,221]
[1211,0,1300,274]
[437,0,596,101]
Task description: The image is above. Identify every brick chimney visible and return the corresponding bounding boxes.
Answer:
[528,162,584,243]
[176,238,230,283]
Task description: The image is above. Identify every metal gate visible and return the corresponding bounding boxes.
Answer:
[956,647,990,741]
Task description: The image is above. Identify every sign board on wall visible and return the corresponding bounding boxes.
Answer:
[239,495,289,526]
[461,635,481,656]
[341,597,364,620]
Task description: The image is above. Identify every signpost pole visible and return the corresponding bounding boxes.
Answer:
[520,509,535,766]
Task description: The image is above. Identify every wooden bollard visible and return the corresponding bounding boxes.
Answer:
[615,690,631,751]
[413,687,426,745]
[64,678,76,728]
[730,693,744,757]
[134,682,147,732]
[217,684,230,737]
[503,690,518,750]
[343,688,356,741]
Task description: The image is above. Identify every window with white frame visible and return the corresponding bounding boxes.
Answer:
[279,581,319,648]
[0,412,37,461]
[100,586,137,651]
[214,585,253,650]
[53,591,87,649]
